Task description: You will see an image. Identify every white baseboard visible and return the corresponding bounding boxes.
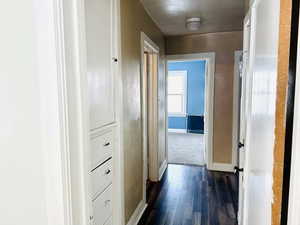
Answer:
[209,162,235,172]
[159,160,168,181]
[168,129,187,133]
[126,201,147,225]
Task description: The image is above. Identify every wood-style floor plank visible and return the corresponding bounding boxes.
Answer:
[138,164,238,225]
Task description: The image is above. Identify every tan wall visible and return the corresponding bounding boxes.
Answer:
[120,0,165,222]
[166,31,243,164]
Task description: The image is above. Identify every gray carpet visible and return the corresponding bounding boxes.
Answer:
[168,133,205,166]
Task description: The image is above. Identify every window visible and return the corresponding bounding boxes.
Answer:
[168,71,187,116]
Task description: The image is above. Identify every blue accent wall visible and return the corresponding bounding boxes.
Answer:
[168,60,206,130]
[168,116,186,129]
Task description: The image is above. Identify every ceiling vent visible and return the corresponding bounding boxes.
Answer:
[186,17,201,31]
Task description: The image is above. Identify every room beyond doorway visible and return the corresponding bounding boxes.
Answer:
[166,53,215,168]
[168,132,205,166]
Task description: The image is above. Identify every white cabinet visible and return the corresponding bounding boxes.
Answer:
[90,129,114,170]
[91,159,113,200]
[85,0,118,224]
[85,0,116,130]
[92,185,113,225]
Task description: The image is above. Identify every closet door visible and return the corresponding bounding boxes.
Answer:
[85,0,116,130]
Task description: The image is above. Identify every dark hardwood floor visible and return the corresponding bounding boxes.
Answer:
[138,164,238,225]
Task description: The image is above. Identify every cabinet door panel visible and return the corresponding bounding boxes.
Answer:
[85,0,115,130]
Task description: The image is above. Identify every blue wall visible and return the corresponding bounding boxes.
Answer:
[168,60,206,130]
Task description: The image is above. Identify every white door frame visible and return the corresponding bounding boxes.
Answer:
[140,32,160,205]
[39,0,92,224]
[233,50,243,225]
[232,50,243,168]
[238,7,257,225]
[166,53,215,170]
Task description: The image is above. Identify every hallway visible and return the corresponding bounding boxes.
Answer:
[139,164,238,225]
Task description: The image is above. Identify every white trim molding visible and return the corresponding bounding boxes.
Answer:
[126,201,147,225]
[159,160,168,181]
[168,129,187,133]
[37,0,92,224]
[232,50,243,170]
[211,163,235,173]
[167,70,187,116]
[140,32,160,207]
[166,52,215,171]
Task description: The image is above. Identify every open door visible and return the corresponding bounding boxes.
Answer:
[237,10,254,225]
[238,1,280,225]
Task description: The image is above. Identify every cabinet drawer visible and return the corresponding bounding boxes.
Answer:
[93,185,112,225]
[104,217,112,225]
[91,130,113,170]
[91,159,113,200]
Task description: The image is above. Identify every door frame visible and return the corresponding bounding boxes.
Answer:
[140,32,160,205]
[39,0,91,224]
[166,53,215,170]
[232,50,243,169]
[238,8,257,225]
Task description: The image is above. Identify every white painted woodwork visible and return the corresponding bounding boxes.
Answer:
[92,185,113,225]
[104,217,113,225]
[141,32,161,204]
[85,0,116,130]
[0,0,122,224]
[0,1,86,224]
[91,159,113,200]
[232,50,242,171]
[242,1,280,225]
[237,11,253,225]
[90,129,114,170]
[85,0,121,224]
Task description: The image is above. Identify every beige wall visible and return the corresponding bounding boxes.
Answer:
[166,31,243,164]
[120,0,165,222]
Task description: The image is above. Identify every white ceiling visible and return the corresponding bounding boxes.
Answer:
[141,0,245,36]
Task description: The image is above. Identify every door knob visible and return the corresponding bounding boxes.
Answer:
[238,142,244,148]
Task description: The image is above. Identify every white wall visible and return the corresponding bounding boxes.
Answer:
[0,1,67,225]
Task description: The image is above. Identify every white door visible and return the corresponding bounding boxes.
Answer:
[237,9,254,225]
[242,0,280,225]
[85,0,116,130]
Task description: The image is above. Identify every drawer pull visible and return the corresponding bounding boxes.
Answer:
[104,142,110,147]
[105,199,111,206]
[105,169,111,175]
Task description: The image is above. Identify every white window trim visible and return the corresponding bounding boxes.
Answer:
[168,70,187,117]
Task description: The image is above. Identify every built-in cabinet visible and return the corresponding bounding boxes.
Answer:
[86,0,116,130]
[85,0,118,224]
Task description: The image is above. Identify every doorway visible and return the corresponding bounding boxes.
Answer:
[166,53,215,168]
[141,32,161,204]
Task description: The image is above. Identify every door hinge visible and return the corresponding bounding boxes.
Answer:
[234,166,244,174]
[238,142,245,149]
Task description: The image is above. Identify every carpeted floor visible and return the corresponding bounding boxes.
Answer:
[168,132,205,166]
